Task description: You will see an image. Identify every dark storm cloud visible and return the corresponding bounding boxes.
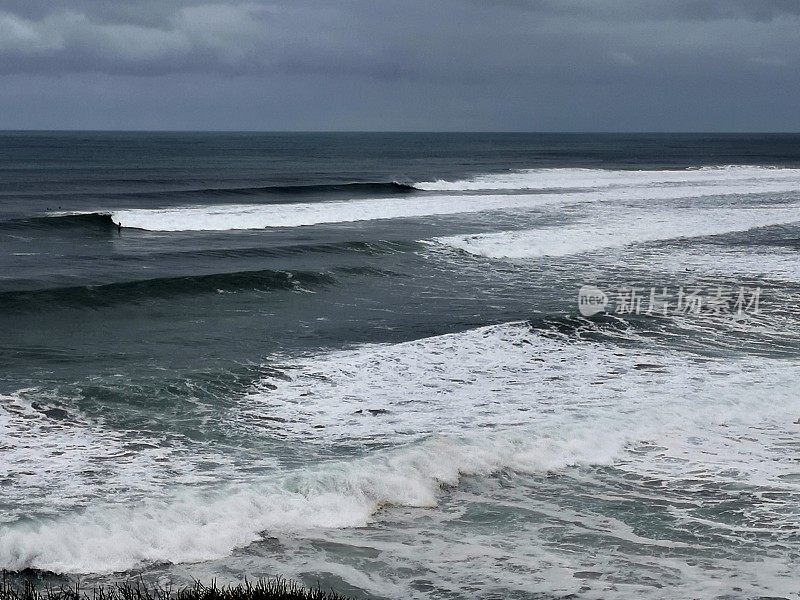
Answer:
[0,0,798,130]
[1,0,798,77]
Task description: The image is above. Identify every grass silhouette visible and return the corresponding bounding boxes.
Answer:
[1,575,355,600]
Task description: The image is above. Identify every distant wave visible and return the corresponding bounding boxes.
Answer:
[134,181,418,200]
[0,269,338,311]
[0,212,118,232]
[109,166,800,231]
[106,194,572,231]
[432,206,800,259]
[415,165,800,191]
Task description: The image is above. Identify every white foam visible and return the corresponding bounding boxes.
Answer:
[416,165,800,191]
[108,194,561,231]
[434,206,800,259]
[244,323,800,475]
[0,393,245,522]
[3,323,799,576]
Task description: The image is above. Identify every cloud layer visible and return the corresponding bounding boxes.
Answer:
[0,0,798,130]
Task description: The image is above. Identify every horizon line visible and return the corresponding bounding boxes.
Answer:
[1,129,800,135]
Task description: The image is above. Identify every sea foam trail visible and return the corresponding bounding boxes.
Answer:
[96,166,800,231]
[107,194,559,231]
[433,206,800,259]
[415,165,800,191]
[3,323,799,574]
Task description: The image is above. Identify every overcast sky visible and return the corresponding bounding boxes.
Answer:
[0,0,798,131]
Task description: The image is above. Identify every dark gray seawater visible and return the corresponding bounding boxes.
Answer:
[1,133,800,599]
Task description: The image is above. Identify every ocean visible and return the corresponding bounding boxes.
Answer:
[1,132,799,599]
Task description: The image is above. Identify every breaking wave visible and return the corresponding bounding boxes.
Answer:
[2,322,798,574]
[415,165,800,191]
[433,206,800,259]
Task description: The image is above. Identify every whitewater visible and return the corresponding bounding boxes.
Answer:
[3,323,799,585]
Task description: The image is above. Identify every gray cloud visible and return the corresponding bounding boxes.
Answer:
[0,0,798,130]
[472,0,800,23]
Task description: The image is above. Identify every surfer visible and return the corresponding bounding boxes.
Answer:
[117,221,122,234]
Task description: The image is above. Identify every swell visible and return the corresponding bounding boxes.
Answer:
[0,269,339,311]
[90,240,416,263]
[125,181,418,200]
[0,181,418,201]
[0,212,117,232]
[106,181,421,202]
